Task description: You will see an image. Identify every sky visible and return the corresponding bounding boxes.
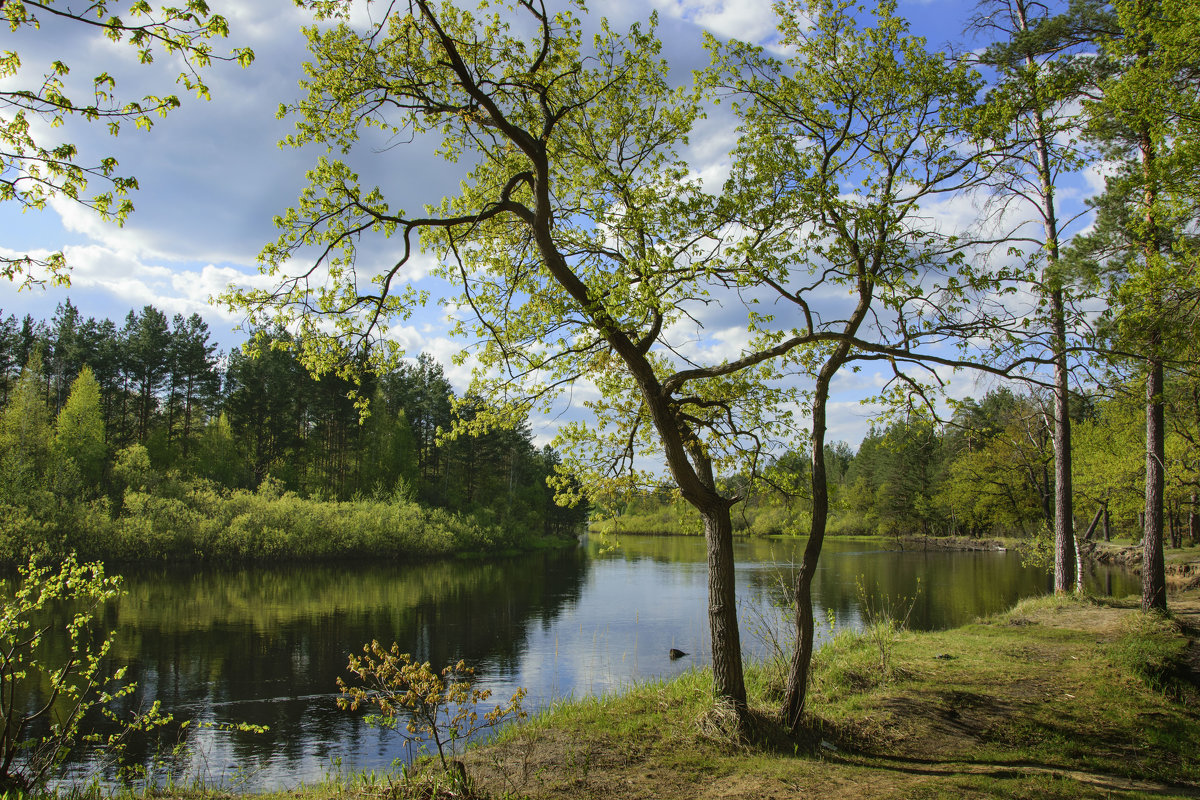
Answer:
[1,0,1075,452]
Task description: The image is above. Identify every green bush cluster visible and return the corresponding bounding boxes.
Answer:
[0,476,537,564]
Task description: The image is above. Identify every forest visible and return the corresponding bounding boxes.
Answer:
[0,301,588,563]
[603,384,1200,549]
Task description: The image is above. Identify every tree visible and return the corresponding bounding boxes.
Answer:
[0,314,19,404]
[1072,0,1200,611]
[938,391,1053,536]
[224,332,308,487]
[224,0,835,718]
[0,0,253,285]
[712,0,1023,729]
[969,0,1104,592]
[52,365,107,495]
[166,313,220,461]
[121,306,171,443]
[0,555,148,791]
[381,354,453,503]
[47,300,85,412]
[1073,397,1144,536]
[0,354,52,504]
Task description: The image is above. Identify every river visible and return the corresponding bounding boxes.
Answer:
[58,534,1137,789]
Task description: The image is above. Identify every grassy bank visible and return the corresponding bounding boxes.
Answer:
[451,591,1200,799]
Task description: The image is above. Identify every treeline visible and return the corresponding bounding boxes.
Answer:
[0,302,587,563]
[603,386,1198,548]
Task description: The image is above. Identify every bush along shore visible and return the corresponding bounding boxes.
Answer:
[0,475,579,565]
[0,344,588,566]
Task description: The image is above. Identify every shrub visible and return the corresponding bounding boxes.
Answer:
[337,641,526,792]
[0,554,169,791]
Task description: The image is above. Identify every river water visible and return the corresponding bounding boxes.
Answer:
[59,535,1136,789]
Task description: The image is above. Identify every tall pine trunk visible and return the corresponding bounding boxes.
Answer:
[1052,290,1076,593]
[1015,0,1076,593]
[1144,351,1167,611]
[1139,129,1167,612]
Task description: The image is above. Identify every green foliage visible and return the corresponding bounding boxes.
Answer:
[1072,401,1144,522]
[112,443,157,495]
[17,476,547,564]
[53,366,107,495]
[1016,522,1054,569]
[0,1,254,286]
[0,310,587,564]
[0,553,170,791]
[337,642,526,789]
[0,355,52,505]
[1107,610,1190,695]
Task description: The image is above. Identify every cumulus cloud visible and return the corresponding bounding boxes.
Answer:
[649,0,783,47]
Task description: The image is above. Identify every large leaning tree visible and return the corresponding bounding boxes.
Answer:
[225,0,824,719]
[1,0,254,286]
[708,0,1050,729]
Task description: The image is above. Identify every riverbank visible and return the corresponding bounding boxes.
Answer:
[592,523,1021,554]
[1082,542,1200,591]
[44,589,1200,798]
[448,590,1200,799]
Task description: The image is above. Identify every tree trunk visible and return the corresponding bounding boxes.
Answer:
[1144,353,1167,612]
[1052,290,1076,594]
[781,375,832,732]
[701,501,747,712]
[1081,506,1104,541]
[1139,126,1166,613]
[1017,0,1075,591]
[1190,492,1199,546]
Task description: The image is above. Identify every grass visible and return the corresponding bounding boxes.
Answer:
[456,589,1200,799]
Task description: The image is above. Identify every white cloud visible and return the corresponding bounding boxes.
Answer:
[650,0,782,46]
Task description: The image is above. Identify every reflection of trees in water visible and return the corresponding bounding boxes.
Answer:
[738,538,1141,634]
[53,548,589,782]
[44,538,1141,785]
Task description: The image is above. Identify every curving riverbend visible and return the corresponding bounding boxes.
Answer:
[60,535,1137,789]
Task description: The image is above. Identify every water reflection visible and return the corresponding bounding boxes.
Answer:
[56,535,1136,789]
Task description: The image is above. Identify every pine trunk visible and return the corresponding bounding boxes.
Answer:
[1143,353,1167,612]
[1052,289,1076,593]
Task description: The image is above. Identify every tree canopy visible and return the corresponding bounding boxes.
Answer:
[1,0,253,285]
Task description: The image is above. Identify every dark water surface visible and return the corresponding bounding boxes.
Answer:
[62,535,1137,789]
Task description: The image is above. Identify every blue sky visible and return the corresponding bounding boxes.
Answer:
[2,0,1079,450]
